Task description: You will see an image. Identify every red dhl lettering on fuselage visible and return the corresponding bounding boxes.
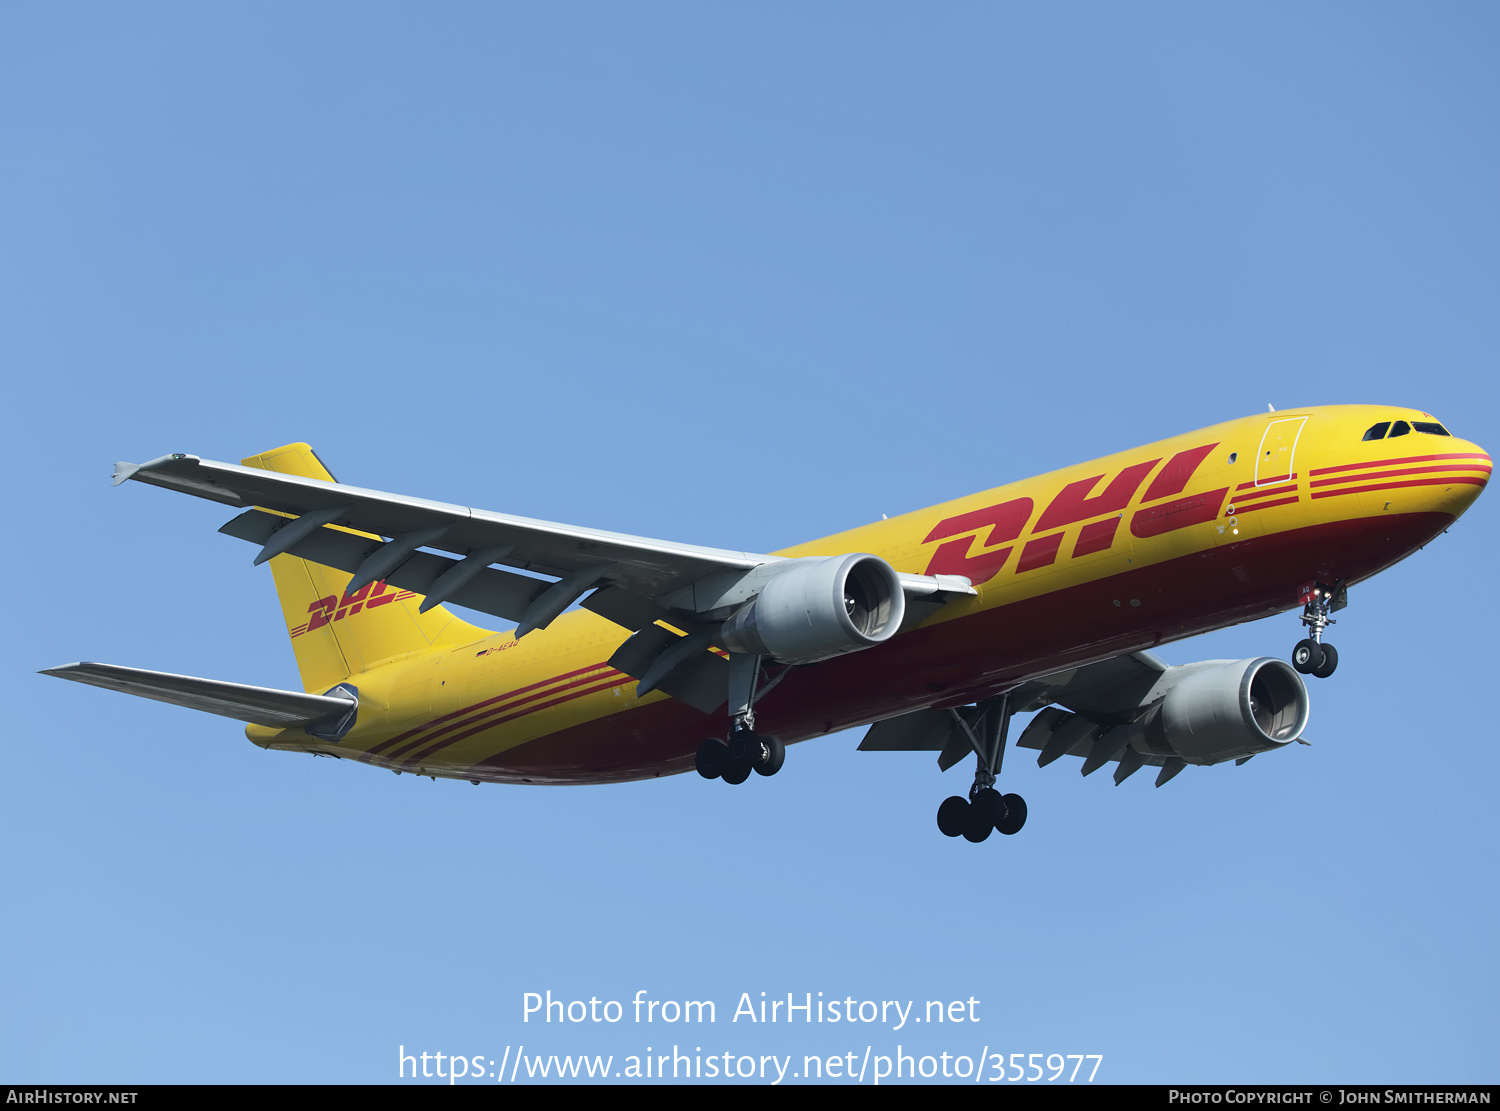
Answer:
[289,580,418,637]
[922,443,1231,584]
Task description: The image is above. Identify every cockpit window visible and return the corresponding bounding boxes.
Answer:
[1412,421,1451,436]
[1388,420,1411,438]
[1362,422,1391,441]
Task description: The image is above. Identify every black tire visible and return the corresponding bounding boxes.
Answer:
[695,738,728,779]
[936,795,969,837]
[752,734,786,776]
[970,787,1007,829]
[962,806,994,843]
[996,793,1028,835]
[727,728,756,761]
[1292,638,1325,674]
[721,757,752,785]
[1311,642,1339,679]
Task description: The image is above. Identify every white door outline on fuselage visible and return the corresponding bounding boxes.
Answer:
[1255,416,1308,487]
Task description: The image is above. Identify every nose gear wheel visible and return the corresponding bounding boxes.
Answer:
[1292,579,1345,679]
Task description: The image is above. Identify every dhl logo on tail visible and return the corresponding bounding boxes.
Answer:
[290,580,420,638]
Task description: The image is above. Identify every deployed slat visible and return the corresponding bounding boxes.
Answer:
[40,662,355,728]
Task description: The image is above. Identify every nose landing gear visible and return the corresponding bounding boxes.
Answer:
[1292,579,1346,679]
[935,693,1028,843]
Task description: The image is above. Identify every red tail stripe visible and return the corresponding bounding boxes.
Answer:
[1232,496,1300,515]
[397,675,627,769]
[364,661,616,757]
[1310,476,1488,500]
[377,666,624,762]
[1309,452,1490,477]
[1309,464,1491,489]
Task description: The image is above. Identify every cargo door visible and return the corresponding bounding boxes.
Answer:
[1254,416,1308,487]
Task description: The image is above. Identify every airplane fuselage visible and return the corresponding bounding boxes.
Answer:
[244,404,1489,784]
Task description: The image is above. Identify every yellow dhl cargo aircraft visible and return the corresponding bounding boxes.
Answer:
[44,405,1488,842]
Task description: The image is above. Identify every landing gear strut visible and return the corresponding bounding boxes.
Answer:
[695,653,788,785]
[936,693,1028,842]
[1292,579,1345,680]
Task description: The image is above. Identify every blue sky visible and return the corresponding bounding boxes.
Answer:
[2,2,1496,1084]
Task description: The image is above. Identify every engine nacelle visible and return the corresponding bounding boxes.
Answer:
[1143,656,1309,764]
[719,554,904,664]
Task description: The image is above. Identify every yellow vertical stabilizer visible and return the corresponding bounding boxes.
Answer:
[241,443,493,693]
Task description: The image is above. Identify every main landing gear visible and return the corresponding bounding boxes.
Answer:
[936,693,1028,843]
[1292,579,1346,680]
[695,729,785,783]
[695,653,789,785]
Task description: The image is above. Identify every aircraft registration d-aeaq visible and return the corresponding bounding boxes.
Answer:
[45,405,1488,842]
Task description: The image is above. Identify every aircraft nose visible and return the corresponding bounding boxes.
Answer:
[1435,437,1490,518]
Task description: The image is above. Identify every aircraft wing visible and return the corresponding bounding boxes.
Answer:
[40,662,356,728]
[115,453,764,592]
[859,650,1172,764]
[114,453,972,633]
[1008,649,1170,718]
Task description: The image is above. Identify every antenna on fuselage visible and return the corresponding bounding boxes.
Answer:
[1267,403,1276,412]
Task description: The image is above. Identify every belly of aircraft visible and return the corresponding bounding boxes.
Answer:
[347,509,1449,786]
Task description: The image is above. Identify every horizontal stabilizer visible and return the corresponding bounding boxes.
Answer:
[40,662,356,728]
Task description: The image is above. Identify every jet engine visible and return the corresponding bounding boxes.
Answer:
[1141,656,1309,764]
[719,553,904,664]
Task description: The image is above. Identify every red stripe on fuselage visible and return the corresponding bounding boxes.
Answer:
[1231,483,1298,504]
[1309,452,1490,477]
[379,667,625,763]
[362,661,617,759]
[1309,464,1491,488]
[394,674,628,769]
[1232,496,1300,514]
[1310,476,1488,500]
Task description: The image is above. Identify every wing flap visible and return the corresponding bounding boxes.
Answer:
[40,662,356,728]
[1011,649,1169,716]
[858,708,955,751]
